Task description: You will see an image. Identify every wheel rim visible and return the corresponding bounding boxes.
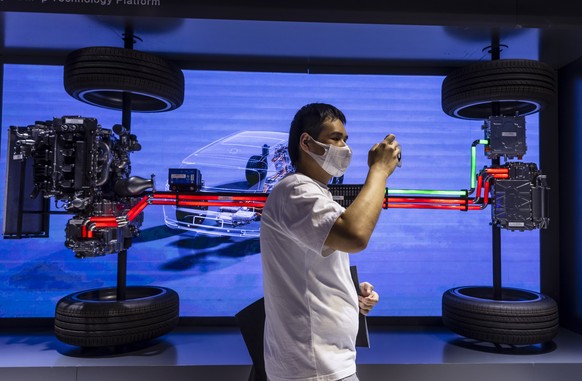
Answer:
[77,89,175,112]
[72,286,165,303]
[451,99,542,119]
[455,286,542,302]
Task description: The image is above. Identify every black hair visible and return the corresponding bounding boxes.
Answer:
[288,103,346,167]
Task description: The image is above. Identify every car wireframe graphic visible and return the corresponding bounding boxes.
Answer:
[162,131,293,237]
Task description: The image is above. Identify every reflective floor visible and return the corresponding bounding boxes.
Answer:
[1,324,582,381]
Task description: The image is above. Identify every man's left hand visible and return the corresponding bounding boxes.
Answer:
[358,282,379,316]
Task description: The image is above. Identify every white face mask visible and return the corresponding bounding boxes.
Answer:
[305,137,352,177]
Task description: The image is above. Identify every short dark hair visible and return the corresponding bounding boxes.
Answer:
[288,103,346,167]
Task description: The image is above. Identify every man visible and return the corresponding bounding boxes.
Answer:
[260,103,401,381]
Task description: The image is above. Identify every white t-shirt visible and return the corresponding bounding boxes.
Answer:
[260,172,359,381]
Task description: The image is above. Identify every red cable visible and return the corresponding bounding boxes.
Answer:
[92,222,119,228]
[388,204,481,210]
[152,192,268,202]
[389,197,471,205]
[89,216,117,222]
[485,168,509,174]
[151,200,266,208]
[127,196,149,221]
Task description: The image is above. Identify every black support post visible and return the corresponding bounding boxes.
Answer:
[490,28,502,301]
[116,21,135,302]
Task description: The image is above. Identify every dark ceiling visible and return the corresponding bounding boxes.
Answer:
[2,1,582,73]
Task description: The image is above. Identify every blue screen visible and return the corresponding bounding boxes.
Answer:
[0,64,540,317]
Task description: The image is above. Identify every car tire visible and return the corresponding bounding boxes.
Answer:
[246,155,268,187]
[54,285,180,347]
[64,46,184,112]
[442,286,559,345]
[441,59,556,119]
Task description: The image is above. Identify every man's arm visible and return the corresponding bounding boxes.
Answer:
[325,134,400,253]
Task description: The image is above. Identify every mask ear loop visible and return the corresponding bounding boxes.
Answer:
[306,135,330,156]
[300,133,320,156]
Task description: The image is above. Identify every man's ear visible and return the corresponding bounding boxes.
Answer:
[299,132,311,152]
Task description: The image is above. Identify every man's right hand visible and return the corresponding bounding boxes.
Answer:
[368,133,401,177]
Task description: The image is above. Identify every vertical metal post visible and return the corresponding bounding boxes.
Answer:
[16,160,26,239]
[117,249,127,301]
[490,28,502,300]
[492,163,502,300]
[116,21,134,302]
[122,21,134,133]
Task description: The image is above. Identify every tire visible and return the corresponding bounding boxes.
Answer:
[55,285,180,347]
[64,46,184,112]
[442,286,559,345]
[246,155,268,187]
[441,59,556,120]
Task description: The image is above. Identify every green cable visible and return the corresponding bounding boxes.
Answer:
[471,146,477,189]
[384,139,488,199]
[471,140,489,189]
[387,189,467,197]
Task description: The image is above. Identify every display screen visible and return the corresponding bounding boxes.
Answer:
[0,64,540,317]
